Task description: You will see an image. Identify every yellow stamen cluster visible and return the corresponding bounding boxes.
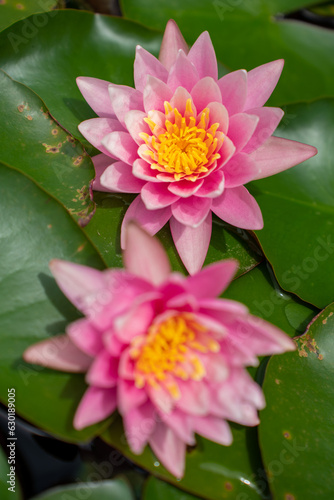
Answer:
[139,99,223,181]
[130,313,220,398]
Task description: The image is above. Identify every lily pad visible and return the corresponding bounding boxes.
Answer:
[32,478,134,500]
[250,98,334,309]
[144,476,200,500]
[0,0,57,32]
[259,302,334,498]
[0,70,95,226]
[120,0,334,105]
[0,162,108,442]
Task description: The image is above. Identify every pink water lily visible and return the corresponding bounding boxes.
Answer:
[24,223,295,478]
[77,20,316,274]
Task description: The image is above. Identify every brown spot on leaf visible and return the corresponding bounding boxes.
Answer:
[17,104,24,112]
[329,312,333,317]
[27,115,33,121]
[47,224,52,229]
[77,243,86,252]
[283,431,291,439]
[0,0,6,5]
[52,129,58,136]
[285,494,295,500]
[296,333,323,360]
[275,379,281,385]
[73,155,83,166]
[43,142,62,154]
[224,482,233,491]
[322,318,327,325]
[16,3,24,9]
[67,135,75,144]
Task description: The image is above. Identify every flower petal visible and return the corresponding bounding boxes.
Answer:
[159,19,189,71]
[185,260,238,299]
[67,318,104,356]
[76,77,115,118]
[158,409,195,445]
[168,179,204,198]
[115,299,156,343]
[207,102,228,135]
[134,46,168,92]
[100,161,145,193]
[124,110,150,145]
[195,170,225,198]
[23,335,92,372]
[191,77,222,112]
[171,197,212,227]
[143,76,173,113]
[167,50,199,93]
[102,131,139,165]
[223,153,259,188]
[217,135,236,168]
[212,186,263,229]
[108,84,144,127]
[124,401,157,454]
[124,221,171,286]
[249,136,318,180]
[187,31,218,80]
[121,196,171,248]
[149,422,186,478]
[192,416,233,446]
[176,379,210,416]
[132,158,160,182]
[227,113,259,153]
[91,154,115,192]
[73,386,117,430]
[170,86,196,115]
[117,379,148,415]
[78,118,124,157]
[245,59,284,110]
[243,107,284,153]
[218,69,247,116]
[170,213,212,275]
[141,182,180,209]
[86,351,118,387]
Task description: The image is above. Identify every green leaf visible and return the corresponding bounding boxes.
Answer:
[0,444,22,500]
[0,163,108,442]
[259,302,334,498]
[250,98,334,309]
[120,0,334,105]
[0,0,57,32]
[144,476,200,500]
[32,478,134,500]
[0,11,162,143]
[84,192,262,274]
[0,70,95,226]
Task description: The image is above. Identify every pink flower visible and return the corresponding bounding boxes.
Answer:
[24,223,295,478]
[77,20,317,275]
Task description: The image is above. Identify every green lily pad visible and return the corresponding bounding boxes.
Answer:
[259,302,334,498]
[144,476,200,500]
[0,162,108,442]
[120,0,334,105]
[0,70,95,226]
[84,191,262,275]
[0,445,22,500]
[0,11,162,143]
[0,0,58,32]
[250,98,334,309]
[32,478,134,500]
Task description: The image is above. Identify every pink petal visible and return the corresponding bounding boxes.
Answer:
[108,84,144,127]
[159,19,189,71]
[78,118,124,157]
[244,59,284,110]
[73,386,117,430]
[91,154,115,192]
[123,222,171,286]
[149,422,186,478]
[100,161,145,193]
[143,76,173,113]
[49,259,104,312]
[141,182,180,209]
[115,300,155,343]
[168,179,204,198]
[249,136,318,180]
[124,401,156,454]
[121,196,171,249]
[227,113,259,153]
[192,416,232,446]
[199,298,249,322]
[212,186,263,230]
[187,31,218,80]
[217,135,236,168]
[23,335,92,372]
[218,69,247,116]
[158,408,195,445]
[132,158,160,183]
[134,46,168,93]
[171,197,212,227]
[77,77,115,118]
[170,86,196,115]
[243,107,284,153]
[148,384,174,414]
[117,379,147,415]
[191,77,222,111]
[102,131,138,165]
[195,170,225,198]
[185,260,238,299]
[86,351,118,387]
[124,110,150,145]
[176,379,210,416]
[167,50,199,93]
[223,153,259,188]
[67,318,103,356]
[170,213,212,275]
[207,102,229,135]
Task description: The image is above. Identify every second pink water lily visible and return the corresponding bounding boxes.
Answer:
[77,20,317,274]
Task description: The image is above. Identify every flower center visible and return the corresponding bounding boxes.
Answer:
[130,313,220,398]
[140,99,224,181]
